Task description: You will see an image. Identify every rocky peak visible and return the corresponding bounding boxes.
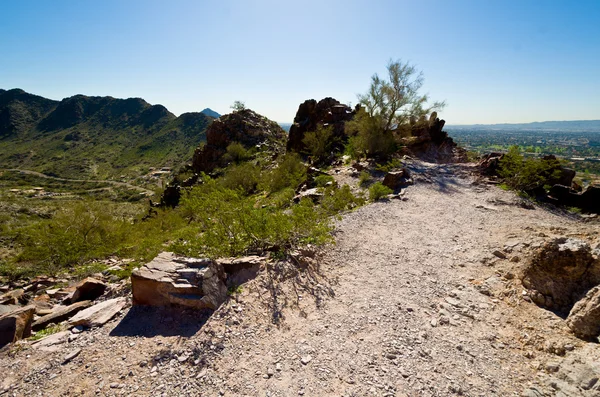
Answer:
[192,108,286,173]
[0,88,59,137]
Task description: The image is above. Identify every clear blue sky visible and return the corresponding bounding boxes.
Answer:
[1,0,598,124]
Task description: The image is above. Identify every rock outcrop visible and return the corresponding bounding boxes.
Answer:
[32,300,92,331]
[0,305,35,347]
[567,286,600,338]
[402,113,467,163]
[522,238,600,313]
[131,252,228,310]
[192,109,286,174]
[548,184,600,214]
[286,98,356,154]
[70,277,106,303]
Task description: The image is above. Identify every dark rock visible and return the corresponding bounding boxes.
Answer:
[71,277,107,303]
[581,185,600,214]
[286,98,355,154]
[478,153,504,176]
[522,238,600,313]
[0,305,35,347]
[0,289,25,305]
[192,109,286,174]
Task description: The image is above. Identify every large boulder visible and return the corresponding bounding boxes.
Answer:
[522,238,600,313]
[0,305,35,347]
[192,109,286,174]
[567,286,600,338]
[286,98,356,154]
[131,252,228,310]
[580,185,600,214]
[403,113,467,163]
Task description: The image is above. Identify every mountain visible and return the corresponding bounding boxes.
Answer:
[0,89,215,180]
[200,108,220,119]
[447,120,600,132]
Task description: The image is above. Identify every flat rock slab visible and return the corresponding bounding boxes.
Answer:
[0,305,35,347]
[32,300,92,331]
[68,298,127,328]
[131,252,227,310]
[32,330,70,351]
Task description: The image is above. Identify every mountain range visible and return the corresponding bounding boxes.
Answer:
[0,89,216,180]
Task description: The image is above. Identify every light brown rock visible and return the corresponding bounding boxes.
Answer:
[567,286,600,338]
[68,298,126,328]
[70,277,107,303]
[131,252,227,310]
[32,300,92,331]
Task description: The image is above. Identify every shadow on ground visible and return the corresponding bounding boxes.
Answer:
[407,162,466,194]
[110,306,212,338]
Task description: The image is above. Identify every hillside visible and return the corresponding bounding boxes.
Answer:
[0,89,215,180]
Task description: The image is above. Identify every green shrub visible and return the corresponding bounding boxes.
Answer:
[263,153,306,193]
[302,125,335,164]
[220,162,261,195]
[313,174,335,188]
[369,182,393,201]
[345,109,396,159]
[359,171,372,187]
[498,145,562,191]
[375,158,402,173]
[223,142,251,164]
[321,185,365,214]
[173,183,332,258]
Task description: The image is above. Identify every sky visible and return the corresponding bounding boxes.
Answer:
[1,0,599,124]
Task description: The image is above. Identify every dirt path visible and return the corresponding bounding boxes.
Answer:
[3,168,155,195]
[2,162,599,396]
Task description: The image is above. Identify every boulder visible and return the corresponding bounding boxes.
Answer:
[522,238,600,313]
[70,277,107,303]
[131,252,227,310]
[567,286,600,338]
[217,256,265,287]
[0,305,35,347]
[192,109,286,174]
[477,153,504,176]
[382,169,412,190]
[286,98,355,154]
[68,297,127,328]
[32,300,92,331]
[581,185,600,214]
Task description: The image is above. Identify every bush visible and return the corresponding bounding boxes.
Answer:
[220,162,261,195]
[173,182,332,258]
[498,145,562,191]
[321,185,365,214]
[314,174,335,188]
[359,171,372,187]
[263,153,306,193]
[302,125,335,164]
[346,108,397,159]
[223,142,251,164]
[369,182,393,201]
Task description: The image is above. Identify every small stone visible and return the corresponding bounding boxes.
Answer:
[300,355,312,365]
[492,250,507,259]
[431,319,438,327]
[267,367,274,377]
[62,348,81,364]
[275,363,282,372]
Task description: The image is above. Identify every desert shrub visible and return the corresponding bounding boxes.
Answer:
[173,183,332,257]
[15,201,130,275]
[369,182,393,201]
[346,109,396,159]
[498,145,562,191]
[359,171,372,187]
[375,158,403,173]
[223,142,251,164]
[267,187,296,208]
[302,125,335,164]
[220,162,261,195]
[263,153,306,193]
[321,185,365,214]
[314,174,335,188]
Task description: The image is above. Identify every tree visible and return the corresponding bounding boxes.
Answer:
[230,100,246,112]
[347,59,445,158]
